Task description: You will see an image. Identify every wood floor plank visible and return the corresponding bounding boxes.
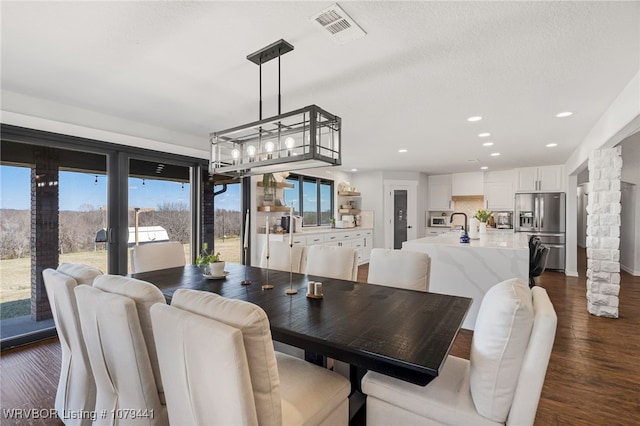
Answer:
[1,248,638,425]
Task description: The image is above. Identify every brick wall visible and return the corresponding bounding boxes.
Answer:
[30,148,59,321]
[586,146,622,318]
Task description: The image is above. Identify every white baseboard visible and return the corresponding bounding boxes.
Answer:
[565,270,579,277]
[620,264,640,276]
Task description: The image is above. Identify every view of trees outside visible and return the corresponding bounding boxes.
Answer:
[0,167,243,321]
[285,175,332,226]
[211,183,242,263]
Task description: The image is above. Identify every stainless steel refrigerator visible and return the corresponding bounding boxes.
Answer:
[515,192,566,271]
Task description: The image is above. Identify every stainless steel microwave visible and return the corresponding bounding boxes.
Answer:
[430,216,449,227]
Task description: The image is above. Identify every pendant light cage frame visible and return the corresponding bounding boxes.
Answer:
[210,104,341,177]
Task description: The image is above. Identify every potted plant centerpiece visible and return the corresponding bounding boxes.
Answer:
[196,243,225,276]
[474,209,492,234]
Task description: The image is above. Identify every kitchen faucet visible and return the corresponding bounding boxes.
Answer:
[450,212,470,243]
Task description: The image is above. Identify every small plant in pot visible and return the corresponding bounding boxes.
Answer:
[474,209,492,223]
[474,209,492,234]
[196,243,225,276]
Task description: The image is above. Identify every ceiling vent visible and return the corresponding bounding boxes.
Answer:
[310,3,366,45]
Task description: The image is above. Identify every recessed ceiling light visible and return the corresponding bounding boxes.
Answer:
[398,149,408,153]
[480,166,488,170]
[556,111,573,118]
[482,142,494,147]
[467,116,482,122]
[478,133,491,138]
[490,152,501,156]
[546,143,558,148]
[351,168,358,172]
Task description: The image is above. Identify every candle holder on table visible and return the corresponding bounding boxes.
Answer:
[241,246,252,285]
[262,254,273,290]
[285,242,297,295]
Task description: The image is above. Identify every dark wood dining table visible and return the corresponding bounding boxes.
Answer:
[132,263,472,390]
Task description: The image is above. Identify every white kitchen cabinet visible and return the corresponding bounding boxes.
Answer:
[485,181,514,210]
[428,174,452,210]
[484,170,515,210]
[452,172,484,196]
[362,230,373,262]
[257,228,374,266]
[516,165,564,192]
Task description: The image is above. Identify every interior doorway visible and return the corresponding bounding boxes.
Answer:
[384,181,417,249]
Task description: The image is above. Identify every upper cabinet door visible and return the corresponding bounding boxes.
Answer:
[451,172,484,196]
[538,165,563,192]
[428,174,452,210]
[516,167,538,192]
[515,166,564,192]
[485,181,514,210]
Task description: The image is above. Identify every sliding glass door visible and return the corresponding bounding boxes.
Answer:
[0,126,206,347]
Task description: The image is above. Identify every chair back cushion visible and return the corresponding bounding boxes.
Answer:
[506,286,557,426]
[367,249,431,291]
[57,263,102,285]
[305,245,358,281]
[74,285,167,424]
[43,269,96,418]
[130,241,186,273]
[150,304,258,425]
[171,289,282,426]
[260,241,306,273]
[93,275,166,398]
[470,278,534,422]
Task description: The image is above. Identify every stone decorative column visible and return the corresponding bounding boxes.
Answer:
[586,146,622,318]
[31,147,59,321]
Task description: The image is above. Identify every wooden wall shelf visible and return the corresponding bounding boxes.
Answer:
[257,206,291,212]
[257,181,294,189]
[338,191,361,196]
[338,208,361,214]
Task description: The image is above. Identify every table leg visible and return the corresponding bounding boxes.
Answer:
[349,364,367,422]
[304,350,327,368]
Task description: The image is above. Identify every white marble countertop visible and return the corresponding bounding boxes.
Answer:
[409,232,529,250]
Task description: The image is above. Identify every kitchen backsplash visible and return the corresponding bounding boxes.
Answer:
[430,199,485,228]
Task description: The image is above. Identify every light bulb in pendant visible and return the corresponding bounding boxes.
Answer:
[231,148,240,164]
[246,145,256,161]
[285,137,295,156]
[264,141,275,159]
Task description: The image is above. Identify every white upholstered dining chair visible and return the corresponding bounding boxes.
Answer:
[75,275,169,425]
[304,245,358,281]
[367,248,431,292]
[362,278,557,426]
[152,289,351,426]
[259,240,306,273]
[129,241,186,273]
[43,264,101,425]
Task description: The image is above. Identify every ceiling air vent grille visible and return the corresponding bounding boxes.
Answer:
[310,3,366,45]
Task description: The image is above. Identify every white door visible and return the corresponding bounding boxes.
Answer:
[384,181,418,249]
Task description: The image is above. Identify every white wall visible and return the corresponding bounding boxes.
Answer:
[564,71,640,276]
[1,92,208,159]
[352,171,427,251]
[620,134,640,275]
[417,172,429,238]
[352,171,384,249]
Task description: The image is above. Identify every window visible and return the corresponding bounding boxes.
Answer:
[284,174,333,227]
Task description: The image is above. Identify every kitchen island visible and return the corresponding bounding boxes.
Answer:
[403,231,529,330]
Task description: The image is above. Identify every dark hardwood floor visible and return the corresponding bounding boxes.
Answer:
[2,248,638,425]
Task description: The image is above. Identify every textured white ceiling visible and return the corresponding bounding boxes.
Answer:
[1,1,638,174]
